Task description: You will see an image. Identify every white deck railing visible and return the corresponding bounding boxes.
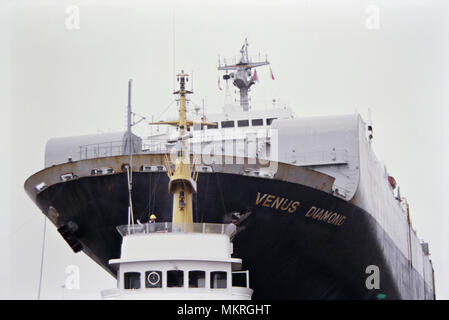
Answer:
[116,222,236,238]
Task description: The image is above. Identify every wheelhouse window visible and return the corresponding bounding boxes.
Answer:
[251,119,263,126]
[124,272,141,289]
[237,120,249,127]
[145,271,162,288]
[232,272,248,288]
[210,271,227,289]
[266,118,277,125]
[167,270,184,287]
[189,271,206,288]
[221,120,235,128]
[207,122,218,129]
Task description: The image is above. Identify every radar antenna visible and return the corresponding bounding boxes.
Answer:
[218,38,269,111]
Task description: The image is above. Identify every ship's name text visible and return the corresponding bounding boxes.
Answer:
[305,206,346,226]
[255,192,300,213]
[255,192,347,226]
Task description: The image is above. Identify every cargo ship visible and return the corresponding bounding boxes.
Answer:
[24,40,435,299]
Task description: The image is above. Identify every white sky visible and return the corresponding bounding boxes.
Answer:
[0,0,448,299]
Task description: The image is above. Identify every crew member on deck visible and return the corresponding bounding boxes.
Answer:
[137,214,157,226]
[149,214,157,232]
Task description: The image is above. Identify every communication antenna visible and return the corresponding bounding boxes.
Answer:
[172,7,176,92]
[124,79,147,227]
[125,79,146,155]
[202,98,205,118]
[126,80,135,227]
[218,39,270,111]
[127,79,133,142]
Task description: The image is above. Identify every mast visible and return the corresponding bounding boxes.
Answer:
[218,38,269,111]
[149,70,216,223]
[171,71,194,223]
[127,79,132,138]
[125,79,133,155]
[126,79,134,226]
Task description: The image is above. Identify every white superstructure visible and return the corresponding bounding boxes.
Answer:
[101,223,253,300]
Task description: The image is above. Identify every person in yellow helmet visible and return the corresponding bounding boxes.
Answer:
[148,214,157,232]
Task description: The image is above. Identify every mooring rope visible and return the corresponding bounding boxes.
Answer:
[37,217,47,300]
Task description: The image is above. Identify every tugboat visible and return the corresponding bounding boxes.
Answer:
[101,71,253,300]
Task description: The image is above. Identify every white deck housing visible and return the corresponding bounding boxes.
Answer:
[101,223,253,300]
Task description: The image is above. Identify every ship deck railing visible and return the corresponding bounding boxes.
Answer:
[116,222,236,238]
[78,138,170,160]
[77,130,271,161]
[219,53,267,67]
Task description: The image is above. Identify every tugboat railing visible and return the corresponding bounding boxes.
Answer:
[116,222,236,238]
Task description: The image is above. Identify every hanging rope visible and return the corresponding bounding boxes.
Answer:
[194,189,199,222]
[137,172,162,221]
[215,174,228,217]
[151,173,160,214]
[199,173,211,223]
[147,171,152,218]
[155,99,176,122]
[37,217,47,300]
[126,165,134,226]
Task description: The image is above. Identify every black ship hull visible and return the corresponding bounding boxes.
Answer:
[33,171,434,300]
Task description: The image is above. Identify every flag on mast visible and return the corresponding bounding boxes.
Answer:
[270,67,275,80]
[253,69,259,82]
[218,77,222,90]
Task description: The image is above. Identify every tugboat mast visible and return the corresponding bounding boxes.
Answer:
[99,72,253,300]
[170,71,196,223]
[150,70,215,223]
